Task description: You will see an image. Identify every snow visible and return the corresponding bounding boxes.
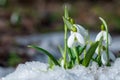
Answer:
[2,58,120,80]
[0,67,14,78]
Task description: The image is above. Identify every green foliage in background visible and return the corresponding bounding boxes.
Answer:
[8,52,22,67]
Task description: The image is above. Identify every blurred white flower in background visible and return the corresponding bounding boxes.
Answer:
[10,12,20,25]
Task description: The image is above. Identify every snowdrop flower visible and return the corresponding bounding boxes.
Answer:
[101,51,116,65]
[95,30,112,54]
[67,24,87,48]
[95,31,112,45]
[67,32,85,48]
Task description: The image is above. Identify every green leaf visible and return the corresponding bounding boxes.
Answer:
[67,48,76,66]
[48,57,54,69]
[67,48,76,60]
[28,45,60,66]
[77,45,87,56]
[63,17,73,30]
[82,41,99,67]
[58,45,64,57]
[8,52,22,67]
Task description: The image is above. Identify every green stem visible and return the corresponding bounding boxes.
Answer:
[106,27,110,66]
[73,47,80,64]
[84,49,86,58]
[63,24,67,68]
[63,6,69,68]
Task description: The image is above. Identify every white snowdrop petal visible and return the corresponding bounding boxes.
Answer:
[67,33,75,48]
[70,31,74,34]
[103,31,107,43]
[95,31,112,45]
[101,52,107,65]
[95,31,103,41]
[102,31,112,45]
[95,47,99,54]
[109,51,116,61]
[75,33,85,47]
[108,33,112,45]
[72,41,78,47]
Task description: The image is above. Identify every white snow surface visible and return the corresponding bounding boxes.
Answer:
[2,58,120,80]
[0,67,14,78]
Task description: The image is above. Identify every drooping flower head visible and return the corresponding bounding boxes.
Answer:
[67,24,88,48]
[95,24,112,54]
[95,30,112,45]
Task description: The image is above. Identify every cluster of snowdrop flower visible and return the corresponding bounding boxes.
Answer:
[67,22,116,66]
[29,6,116,69]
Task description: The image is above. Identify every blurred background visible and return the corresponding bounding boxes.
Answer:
[0,0,120,77]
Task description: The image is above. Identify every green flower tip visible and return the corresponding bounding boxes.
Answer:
[101,25,105,31]
[70,18,75,24]
[71,26,77,32]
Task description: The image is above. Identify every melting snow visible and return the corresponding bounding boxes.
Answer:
[2,58,120,80]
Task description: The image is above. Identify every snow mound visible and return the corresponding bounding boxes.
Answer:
[2,58,120,80]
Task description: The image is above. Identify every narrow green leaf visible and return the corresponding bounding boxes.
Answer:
[97,55,102,66]
[82,41,99,67]
[92,58,98,63]
[28,45,60,66]
[67,48,76,60]
[67,48,73,60]
[77,45,87,56]
[48,57,54,69]
[58,45,64,57]
[63,17,73,30]
[73,47,80,64]
[67,48,76,65]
